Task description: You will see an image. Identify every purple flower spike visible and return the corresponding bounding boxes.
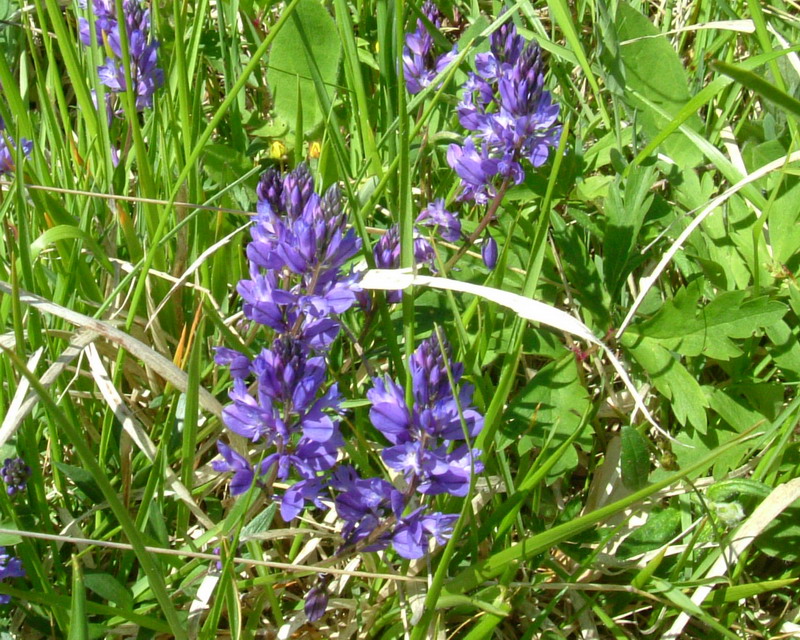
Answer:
[482,234,498,270]
[367,335,484,499]
[402,1,457,94]
[1,458,31,495]
[447,21,561,201]
[79,0,163,111]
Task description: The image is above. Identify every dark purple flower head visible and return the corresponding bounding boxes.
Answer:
[305,573,333,622]
[0,131,33,176]
[304,584,329,622]
[1,458,31,495]
[482,234,498,270]
[447,21,561,201]
[402,1,458,94]
[243,164,362,348]
[0,547,24,604]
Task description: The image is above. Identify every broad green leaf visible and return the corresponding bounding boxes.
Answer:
[617,508,681,559]
[756,498,800,562]
[621,426,651,491]
[615,3,703,167]
[628,281,787,360]
[266,0,341,134]
[769,181,800,267]
[506,355,592,480]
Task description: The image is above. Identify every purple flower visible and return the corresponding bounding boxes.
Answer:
[416,199,461,242]
[240,165,362,349]
[1,457,31,495]
[482,234,498,270]
[447,22,561,201]
[0,130,33,176]
[305,573,333,622]
[402,1,458,94]
[304,584,329,622]
[392,508,459,559]
[214,347,251,379]
[0,547,24,604]
[212,441,261,495]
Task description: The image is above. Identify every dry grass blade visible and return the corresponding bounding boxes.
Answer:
[664,477,800,639]
[616,150,800,338]
[361,269,664,435]
[0,347,44,448]
[0,331,98,448]
[0,279,223,417]
[85,344,215,530]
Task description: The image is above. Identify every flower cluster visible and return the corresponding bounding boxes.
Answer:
[214,164,362,522]
[214,166,484,623]
[0,548,24,604]
[447,22,561,203]
[369,336,483,500]
[402,1,458,95]
[0,120,33,176]
[1,457,31,495]
[79,0,164,110]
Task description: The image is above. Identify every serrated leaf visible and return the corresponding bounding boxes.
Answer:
[621,426,651,491]
[623,333,709,431]
[629,282,787,360]
[266,0,341,133]
[603,166,656,296]
[615,3,703,167]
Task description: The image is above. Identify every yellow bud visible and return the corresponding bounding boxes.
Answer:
[268,140,287,159]
[309,141,322,159]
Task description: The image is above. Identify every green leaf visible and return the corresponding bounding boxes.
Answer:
[628,282,787,360]
[711,59,800,121]
[603,166,656,296]
[69,556,88,640]
[623,333,709,431]
[506,355,592,480]
[0,523,22,546]
[83,572,135,610]
[266,0,341,134]
[621,426,651,491]
[615,3,703,167]
[241,503,277,538]
[617,508,681,559]
[54,462,106,504]
[757,498,800,562]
